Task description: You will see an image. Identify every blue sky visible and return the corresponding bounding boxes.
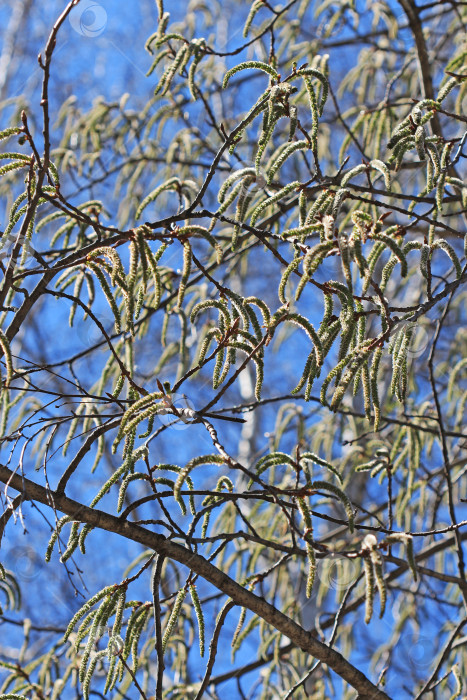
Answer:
[1,1,466,698]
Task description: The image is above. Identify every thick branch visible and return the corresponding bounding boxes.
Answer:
[0,464,390,699]
[397,0,442,136]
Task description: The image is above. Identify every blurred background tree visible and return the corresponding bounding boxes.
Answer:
[0,0,466,698]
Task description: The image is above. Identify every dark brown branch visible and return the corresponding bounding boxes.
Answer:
[397,0,442,136]
[152,554,166,700]
[0,463,390,699]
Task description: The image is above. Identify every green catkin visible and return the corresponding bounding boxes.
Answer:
[0,152,31,164]
[69,272,85,327]
[104,636,123,693]
[370,159,391,190]
[288,104,298,141]
[112,586,127,639]
[1,192,27,240]
[136,232,149,293]
[173,455,223,512]
[341,163,367,186]
[117,473,147,513]
[189,584,205,657]
[292,350,316,395]
[362,544,375,623]
[157,44,189,95]
[187,39,206,99]
[266,140,308,184]
[437,76,460,102]
[130,606,151,672]
[232,614,260,657]
[218,168,255,203]
[243,0,264,37]
[370,232,407,277]
[338,232,352,290]
[119,391,163,432]
[86,262,122,333]
[0,331,13,388]
[300,452,342,483]
[79,599,114,680]
[294,67,328,114]
[45,516,72,562]
[222,61,279,89]
[82,650,107,700]
[305,189,331,224]
[232,186,254,250]
[362,361,372,422]
[322,342,371,408]
[250,181,300,227]
[135,177,180,219]
[450,664,463,699]
[78,525,94,554]
[432,239,462,279]
[93,247,125,286]
[283,313,323,365]
[370,547,386,617]
[370,347,383,431]
[391,326,412,400]
[162,588,187,652]
[89,463,128,508]
[176,239,192,309]
[191,298,231,328]
[304,79,319,155]
[426,154,435,191]
[332,188,348,219]
[311,480,354,532]
[425,141,440,179]
[0,126,22,142]
[387,533,417,580]
[231,606,248,651]
[61,521,80,562]
[121,603,147,662]
[63,585,116,643]
[0,161,29,177]
[256,117,279,176]
[320,292,334,329]
[295,241,334,301]
[414,125,426,160]
[298,189,307,226]
[420,243,430,278]
[297,497,316,597]
[0,391,10,437]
